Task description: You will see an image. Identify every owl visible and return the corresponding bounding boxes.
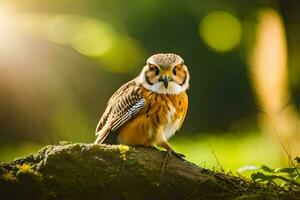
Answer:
[94,53,189,157]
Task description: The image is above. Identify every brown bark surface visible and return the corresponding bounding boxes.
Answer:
[0,144,293,200]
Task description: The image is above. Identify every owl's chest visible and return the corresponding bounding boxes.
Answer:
[141,92,186,138]
[160,104,182,140]
[117,90,187,146]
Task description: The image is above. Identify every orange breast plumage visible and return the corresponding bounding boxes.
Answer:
[116,89,188,146]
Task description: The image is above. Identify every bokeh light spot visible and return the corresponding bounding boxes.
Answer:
[71,19,114,57]
[46,15,115,57]
[99,36,146,73]
[199,11,242,53]
[20,13,145,73]
[45,15,76,45]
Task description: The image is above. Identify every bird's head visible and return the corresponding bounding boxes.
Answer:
[138,53,190,95]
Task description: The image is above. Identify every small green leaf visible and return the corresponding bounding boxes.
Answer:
[295,157,300,163]
[251,172,277,182]
[274,167,295,174]
[280,182,289,187]
[260,165,275,173]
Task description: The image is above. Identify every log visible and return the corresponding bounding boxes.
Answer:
[0,144,294,200]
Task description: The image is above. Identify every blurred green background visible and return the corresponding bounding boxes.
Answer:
[0,0,300,172]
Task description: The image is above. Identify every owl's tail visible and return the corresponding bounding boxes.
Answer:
[94,125,110,144]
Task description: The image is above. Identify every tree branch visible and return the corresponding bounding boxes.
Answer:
[0,144,295,200]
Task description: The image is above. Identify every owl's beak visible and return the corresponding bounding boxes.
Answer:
[160,76,169,88]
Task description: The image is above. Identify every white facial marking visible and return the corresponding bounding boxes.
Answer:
[138,65,189,95]
[149,82,182,95]
[137,54,190,95]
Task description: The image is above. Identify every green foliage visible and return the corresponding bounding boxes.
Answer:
[250,161,300,191]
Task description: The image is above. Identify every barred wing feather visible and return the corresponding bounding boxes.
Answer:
[94,80,145,144]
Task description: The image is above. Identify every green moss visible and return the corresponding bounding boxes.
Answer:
[121,192,129,200]
[124,158,137,166]
[1,171,17,182]
[16,163,34,175]
[118,145,130,160]
[233,194,281,200]
[0,163,40,183]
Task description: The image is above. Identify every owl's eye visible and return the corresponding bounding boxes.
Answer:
[173,67,177,75]
[149,64,160,75]
[154,66,160,75]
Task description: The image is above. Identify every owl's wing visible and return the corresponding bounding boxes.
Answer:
[95,80,145,144]
[95,80,136,133]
